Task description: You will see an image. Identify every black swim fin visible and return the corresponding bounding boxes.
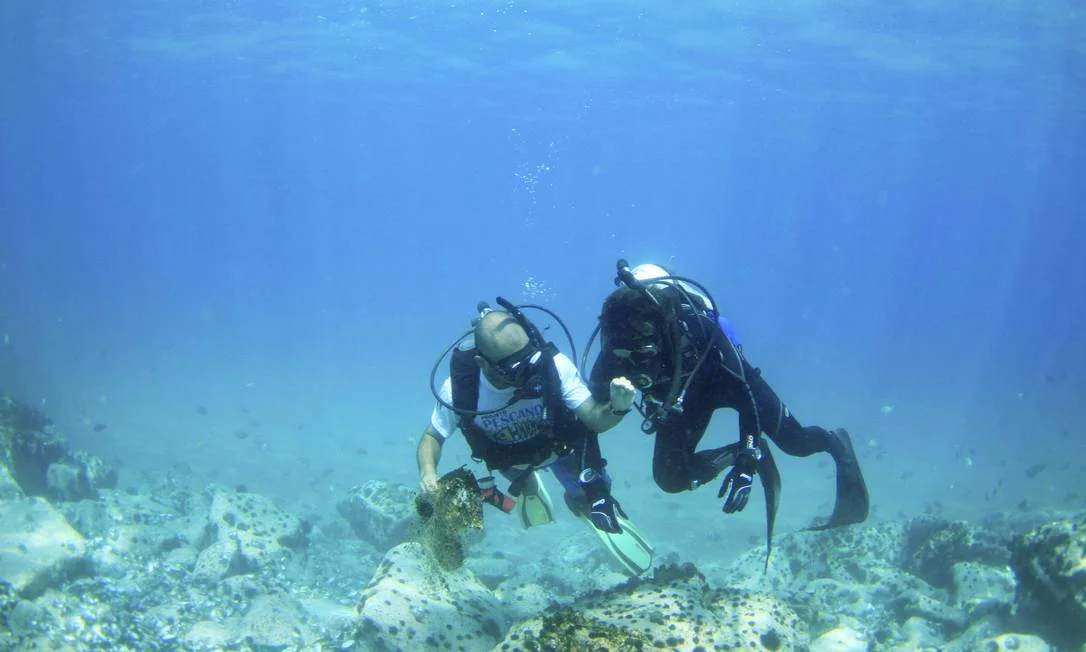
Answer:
[697,441,780,570]
[810,428,869,530]
[757,440,781,570]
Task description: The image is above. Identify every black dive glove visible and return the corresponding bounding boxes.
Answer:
[719,444,760,514]
[580,469,625,534]
[589,496,626,534]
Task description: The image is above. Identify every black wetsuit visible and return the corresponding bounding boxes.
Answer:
[590,308,837,494]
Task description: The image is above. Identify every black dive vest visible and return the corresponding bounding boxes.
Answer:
[449,343,598,470]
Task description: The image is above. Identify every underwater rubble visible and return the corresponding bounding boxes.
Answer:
[1,395,1084,651]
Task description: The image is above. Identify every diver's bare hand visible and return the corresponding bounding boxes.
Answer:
[609,377,637,413]
[420,471,439,494]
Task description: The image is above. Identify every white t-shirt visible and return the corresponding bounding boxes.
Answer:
[430,352,592,446]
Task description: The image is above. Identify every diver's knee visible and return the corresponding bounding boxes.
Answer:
[653,469,689,494]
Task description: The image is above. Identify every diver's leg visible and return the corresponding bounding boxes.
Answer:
[499,467,531,492]
[737,360,827,455]
[507,465,555,528]
[653,405,718,493]
[551,453,588,514]
[746,363,869,527]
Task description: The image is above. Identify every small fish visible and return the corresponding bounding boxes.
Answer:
[93,423,107,432]
[355,447,368,456]
[900,471,914,481]
[1025,463,1046,479]
[196,406,208,416]
[234,430,249,440]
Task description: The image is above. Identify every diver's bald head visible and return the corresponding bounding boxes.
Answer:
[475,311,529,361]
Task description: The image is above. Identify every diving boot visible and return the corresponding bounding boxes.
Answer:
[813,428,869,529]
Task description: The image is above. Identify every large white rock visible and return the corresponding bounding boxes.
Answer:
[356,541,504,650]
[192,489,307,581]
[981,633,1053,651]
[0,463,23,500]
[336,480,417,550]
[0,497,87,597]
[811,626,867,652]
[952,561,1015,617]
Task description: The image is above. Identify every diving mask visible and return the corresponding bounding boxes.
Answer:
[610,340,664,390]
[490,345,544,390]
[611,342,659,364]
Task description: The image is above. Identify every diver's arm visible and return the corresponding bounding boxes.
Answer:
[417,426,444,493]
[714,329,761,451]
[587,351,616,402]
[575,377,637,433]
[575,397,625,433]
[736,401,761,450]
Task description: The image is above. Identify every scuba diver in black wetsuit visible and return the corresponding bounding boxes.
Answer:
[418,298,654,576]
[586,261,869,543]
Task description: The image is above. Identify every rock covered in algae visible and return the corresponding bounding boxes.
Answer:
[1010,513,1086,648]
[497,562,808,651]
[415,466,485,570]
[0,396,116,502]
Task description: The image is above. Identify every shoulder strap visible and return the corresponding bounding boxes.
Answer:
[449,345,494,463]
[450,345,481,415]
[539,347,601,468]
[538,345,566,426]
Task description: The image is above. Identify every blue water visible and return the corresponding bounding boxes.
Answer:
[2,1,1084,558]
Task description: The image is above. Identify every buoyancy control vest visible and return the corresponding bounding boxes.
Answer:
[449,341,600,471]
